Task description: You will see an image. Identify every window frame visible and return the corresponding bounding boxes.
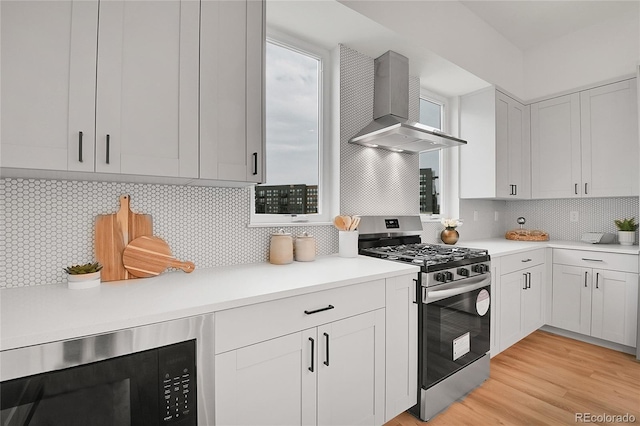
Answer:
[249,30,335,226]
[419,88,452,223]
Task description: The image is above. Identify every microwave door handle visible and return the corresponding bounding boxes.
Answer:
[425,275,491,303]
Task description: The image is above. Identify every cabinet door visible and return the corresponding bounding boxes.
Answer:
[551,264,591,335]
[499,270,525,351]
[385,275,417,421]
[317,310,385,426]
[215,329,317,426]
[591,269,638,346]
[95,0,199,177]
[580,79,639,197]
[200,0,265,182]
[1,0,97,172]
[522,264,544,336]
[496,92,530,199]
[531,93,581,199]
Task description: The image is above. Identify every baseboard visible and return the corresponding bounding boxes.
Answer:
[540,325,636,355]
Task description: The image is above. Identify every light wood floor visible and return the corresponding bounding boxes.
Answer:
[385,330,640,426]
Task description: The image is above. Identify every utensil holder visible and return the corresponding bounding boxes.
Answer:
[339,231,358,258]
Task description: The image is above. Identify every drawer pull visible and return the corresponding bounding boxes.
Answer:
[595,272,600,289]
[521,258,532,263]
[308,337,315,372]
[581,258,603,262]
[304,305,335,315]
[527,272,531,289]
[323,332,330,366]
[584,271,588,288]
[522,273,528,290]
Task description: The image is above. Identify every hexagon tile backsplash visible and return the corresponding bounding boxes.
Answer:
[0,178,338,288]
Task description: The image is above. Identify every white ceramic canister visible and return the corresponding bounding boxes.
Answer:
[269,229,294,265]
[295,232,316,262]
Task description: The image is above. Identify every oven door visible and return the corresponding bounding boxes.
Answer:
[421,275,491,389]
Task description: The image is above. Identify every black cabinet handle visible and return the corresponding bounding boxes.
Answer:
[323,332,330,366]
[527,272,531,289]
[106,134,111,165]
[252,152,258,175]
[585,183,588,195]
[78,131,83,162]
[523,273,528,290]
[304,305,334,315]
[514,185,517,196]
[584,271,588,288]
[413,279,419,304]
[595,272,600,289]
[521,258,532,263]
[308,337,314,372]
[575,183,578,195]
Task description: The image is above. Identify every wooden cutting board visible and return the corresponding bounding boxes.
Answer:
[122,236,195,278]
[95,195,153,281]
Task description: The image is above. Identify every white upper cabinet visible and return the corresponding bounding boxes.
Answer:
[199,0,265,183]
[531,78,638,199]
[1,0,97,172]
[2,0,264,184]
[460,87,530,199]
[580,79,639,197]
[95,0,199,178]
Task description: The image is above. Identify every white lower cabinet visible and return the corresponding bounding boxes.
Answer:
[552,257,638,347]
[214,275,417,426]
[499,249,546,352]
[215,311,385,426]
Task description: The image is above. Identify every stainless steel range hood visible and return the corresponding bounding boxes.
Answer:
[349,51,466,153]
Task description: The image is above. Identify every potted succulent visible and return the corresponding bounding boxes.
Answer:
[64,262,103,289]
[614,218,638,246]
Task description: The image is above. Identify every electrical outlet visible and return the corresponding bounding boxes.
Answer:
[494,211,499,222]
[570,211,579,222]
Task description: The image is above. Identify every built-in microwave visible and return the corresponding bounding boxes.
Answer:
[0,314,214,425]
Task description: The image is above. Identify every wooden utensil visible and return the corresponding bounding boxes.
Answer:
[350,216,360,231]
[333,215,347,231]
[342,215,352,231]
[122,236,195,278]
[95,195,153,281]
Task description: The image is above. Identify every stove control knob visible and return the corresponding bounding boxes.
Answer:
[434,273,447,282]
[472,264,487,274]
[444,271,454,281]
[457,268,469,277]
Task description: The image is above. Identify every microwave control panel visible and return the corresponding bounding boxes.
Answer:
[159,340,197,424]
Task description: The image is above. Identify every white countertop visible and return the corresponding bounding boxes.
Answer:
[0,255,419,352]
[457,238,640,257]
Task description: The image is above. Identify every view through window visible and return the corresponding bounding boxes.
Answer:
[254,40,321,216]
[419,98,443,215]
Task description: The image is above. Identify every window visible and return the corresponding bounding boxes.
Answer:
[251,34,334,225]
[419,96,444,217]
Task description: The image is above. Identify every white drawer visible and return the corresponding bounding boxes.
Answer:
[501,249,546,275]
[553,249,638,273]
[215,279,386,354]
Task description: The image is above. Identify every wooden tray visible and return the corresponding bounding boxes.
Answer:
[505,229,549,241]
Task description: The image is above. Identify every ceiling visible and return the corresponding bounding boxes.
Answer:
[266,0,638,98]
[460,1,639,51]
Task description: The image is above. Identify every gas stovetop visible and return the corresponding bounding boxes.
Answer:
[359,243,490,272]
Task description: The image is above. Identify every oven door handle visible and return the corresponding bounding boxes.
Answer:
[424,275,491,304]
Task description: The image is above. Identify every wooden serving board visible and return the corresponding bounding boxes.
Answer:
[123,236,195,278]
[95,195,153,281]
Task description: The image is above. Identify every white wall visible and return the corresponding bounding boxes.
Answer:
[338,0,524,98]
[524,13,640,100]
[340,0,639,101]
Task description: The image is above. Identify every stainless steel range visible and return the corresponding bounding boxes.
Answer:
[358,216,491,421]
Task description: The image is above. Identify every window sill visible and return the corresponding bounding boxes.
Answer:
[247,221,334,228]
